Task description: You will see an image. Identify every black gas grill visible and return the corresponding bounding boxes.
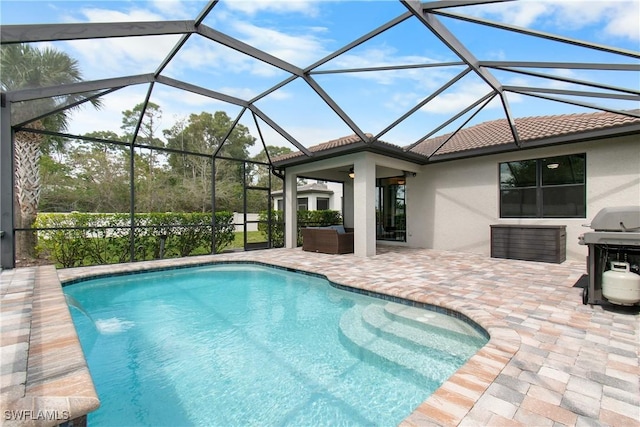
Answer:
[578,206,640,305]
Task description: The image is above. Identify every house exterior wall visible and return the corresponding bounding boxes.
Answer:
[272,181,343,212]
[323,181,343,211]
[408,134,640,262]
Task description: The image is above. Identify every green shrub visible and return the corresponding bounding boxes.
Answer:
[258,210,342,247]
[34,211,235,268]
[257,210,285,248]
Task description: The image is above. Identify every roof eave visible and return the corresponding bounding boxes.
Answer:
[273,141,429,168]
[273,122,640,168]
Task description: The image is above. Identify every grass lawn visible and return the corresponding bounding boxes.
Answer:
[228,231,267,249]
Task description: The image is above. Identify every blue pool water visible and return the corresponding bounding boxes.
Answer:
[65,263,487,426]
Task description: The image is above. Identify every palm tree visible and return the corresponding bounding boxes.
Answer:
[1,43,101,259]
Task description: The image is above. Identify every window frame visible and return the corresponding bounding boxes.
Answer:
[375,176,406,242]
[316,197,330,211]
[297,197,308,211]
[499,153,586,219]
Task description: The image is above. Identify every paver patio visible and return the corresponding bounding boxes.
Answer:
[2,246,639,426]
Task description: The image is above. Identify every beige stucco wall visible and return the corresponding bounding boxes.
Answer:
[407,135,640,262]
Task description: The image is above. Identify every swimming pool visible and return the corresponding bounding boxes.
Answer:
[65,263,488,426]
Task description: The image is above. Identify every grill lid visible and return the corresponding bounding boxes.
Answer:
[586,206,640,231]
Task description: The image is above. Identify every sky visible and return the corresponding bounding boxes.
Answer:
[2,0,639,155]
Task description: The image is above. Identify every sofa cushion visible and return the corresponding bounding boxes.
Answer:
[329,225,346,234]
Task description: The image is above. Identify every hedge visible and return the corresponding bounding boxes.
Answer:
[258,210,342,247]
[34,211,235,268]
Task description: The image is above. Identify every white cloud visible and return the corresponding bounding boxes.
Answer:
[379,81,500,118]
[264,89,293,101]
[150,0,198,19]
[75,1,201,22]
[172,37,286,79]
[385,92,421,111]
[63,34,181,79]
[218,86,261,100]
[477,1,550,27]
[164,20,327,79]
[601,3,640,41]
[78,7,166,23]
[474,0,640,42]
[543,68,579,90]
[67,87,148,137]
[59,7,186,79]
[155,87,231,109]
[231,21,328,66]
[223,0,321,17]
[326,46,456,87]
[419,81,500,114]
[545,1,639,41]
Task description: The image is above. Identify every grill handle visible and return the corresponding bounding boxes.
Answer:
[620,221,640,232]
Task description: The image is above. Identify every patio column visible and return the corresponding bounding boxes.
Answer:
[353,155,376,257]
[284,170,297,249]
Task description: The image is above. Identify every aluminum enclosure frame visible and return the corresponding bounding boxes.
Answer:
[1,0,639,268]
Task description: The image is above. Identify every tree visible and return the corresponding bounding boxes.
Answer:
[73,131,130,212]
[121,102,165,212]
[38,131,131,213]
[0,43,101,258]
[121,102,164,146]
[251,146,292,191]
[164,111,256,212]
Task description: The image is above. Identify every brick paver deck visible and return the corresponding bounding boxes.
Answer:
[2,247,639,426]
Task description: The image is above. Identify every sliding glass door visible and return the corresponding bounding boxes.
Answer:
[376,177,406,242]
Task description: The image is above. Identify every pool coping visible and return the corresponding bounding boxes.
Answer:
[1,265,99,427]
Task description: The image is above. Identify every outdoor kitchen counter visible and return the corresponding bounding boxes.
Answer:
[0,266,100,427]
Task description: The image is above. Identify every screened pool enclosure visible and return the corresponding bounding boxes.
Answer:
[1,0,638,269]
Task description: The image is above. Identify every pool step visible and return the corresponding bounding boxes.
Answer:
[384,303,484,339]
[360,303,485,361]
[339,304,462,384]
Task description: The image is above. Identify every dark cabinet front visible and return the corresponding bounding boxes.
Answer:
[491,225,566,263]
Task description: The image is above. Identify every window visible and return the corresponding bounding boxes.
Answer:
[500,154,585,218]
[316,197,330,210]
[277,199,283,211]
[297,197,308,211]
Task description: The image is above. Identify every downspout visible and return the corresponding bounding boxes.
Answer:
[1,94,16,269]
[271,166,285,181]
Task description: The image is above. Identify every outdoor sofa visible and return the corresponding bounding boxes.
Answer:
[301,225,354,254]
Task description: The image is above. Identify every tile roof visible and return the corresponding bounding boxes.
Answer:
[273,134,370,162]
[273,133,405,162]
[273,110,640,164]
[410,110,640,158]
